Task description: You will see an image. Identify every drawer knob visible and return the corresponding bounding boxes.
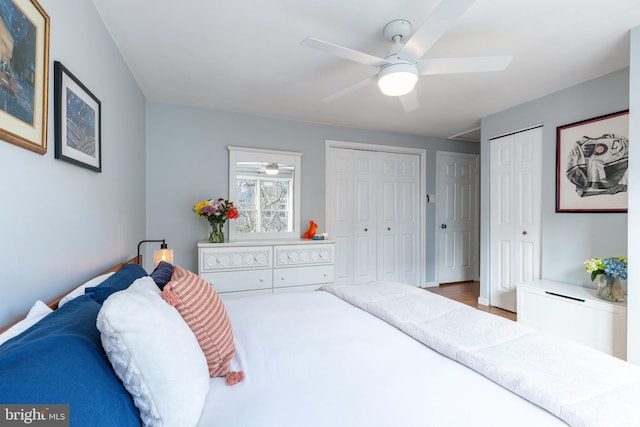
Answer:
[259,278,264,282]
[281,276,285,281]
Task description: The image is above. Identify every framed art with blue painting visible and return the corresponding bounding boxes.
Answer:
[0,0,50,154]
[54,61,102,172]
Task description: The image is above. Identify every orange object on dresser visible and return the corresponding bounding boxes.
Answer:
[303,220,318,239]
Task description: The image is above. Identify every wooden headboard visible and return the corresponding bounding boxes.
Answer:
[0,256,140,334]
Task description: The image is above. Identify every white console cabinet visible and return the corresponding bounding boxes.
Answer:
[517,280,627,360]
[197,240,335,297]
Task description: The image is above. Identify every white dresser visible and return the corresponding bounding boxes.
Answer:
[517,280,627,359]
[197,240,335,297]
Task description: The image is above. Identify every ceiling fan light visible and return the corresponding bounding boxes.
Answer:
[265,162,280,175]
[378,63,418,97]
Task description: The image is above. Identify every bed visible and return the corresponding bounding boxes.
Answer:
[1,258,639,427]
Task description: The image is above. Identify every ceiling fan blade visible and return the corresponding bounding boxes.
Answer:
[417,56,513,75]
[302,37,388,67]
[399,90,420,112]
[401,0,476,60]
[322,75,377,102]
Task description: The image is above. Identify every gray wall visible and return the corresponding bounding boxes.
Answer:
[0,0,146,326]
[627,26,639,364]
[480,68,630,301]
[146,102,479,281]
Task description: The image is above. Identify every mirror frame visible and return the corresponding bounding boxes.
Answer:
[228,146,302,241]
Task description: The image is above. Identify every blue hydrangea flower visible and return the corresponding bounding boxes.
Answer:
[602,257,627,280]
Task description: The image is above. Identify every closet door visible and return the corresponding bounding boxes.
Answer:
[327,147,420,285]
[327,148,377,284]
[353,150,378,283]
[490,127,542,312]
[378,152,420,285]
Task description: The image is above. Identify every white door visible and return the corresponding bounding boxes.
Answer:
[490,127,542,312]
[378,152,421,285]
[354,150,379,283]
[436,152,479,284]
[326,145,422,286]
[327,148,377,284]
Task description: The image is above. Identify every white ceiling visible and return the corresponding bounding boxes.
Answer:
[91,0,640,141]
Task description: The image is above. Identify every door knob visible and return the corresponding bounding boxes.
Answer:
[441,224,447,229]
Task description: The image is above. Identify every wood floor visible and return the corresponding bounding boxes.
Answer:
[425,281,517,321]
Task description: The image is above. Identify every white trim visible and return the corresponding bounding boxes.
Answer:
[477,297,490,306]
[227,145,303,157]
[421,281,439,288]
[448,126,480,141]
[488,124,543,141]
[325,139,427,286]
[326,139,426,156]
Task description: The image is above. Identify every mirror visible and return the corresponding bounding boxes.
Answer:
[228,146,302,241]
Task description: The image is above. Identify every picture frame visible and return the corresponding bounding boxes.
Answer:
[0,0,50,154]
[54,61,102,172]
[556,110,629,213]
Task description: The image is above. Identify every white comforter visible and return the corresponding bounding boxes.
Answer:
[198,288,567,427]
[321,281,640,427]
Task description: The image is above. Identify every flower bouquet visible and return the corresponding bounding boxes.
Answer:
[584,256,627,302]
[194,198,239,243]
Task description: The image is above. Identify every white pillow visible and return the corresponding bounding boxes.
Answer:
[58,272,115,307]
[0,300,53,346]
[97,277,209,427]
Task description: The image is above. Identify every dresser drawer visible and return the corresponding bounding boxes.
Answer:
[273,265,335,288]
[201,269,273,293]
[199,246,272,272]
[274,244,335,267]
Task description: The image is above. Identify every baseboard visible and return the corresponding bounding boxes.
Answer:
[420,281,439,288]
[477,296,489,306]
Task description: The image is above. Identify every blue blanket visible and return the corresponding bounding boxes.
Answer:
[0,265,147,427]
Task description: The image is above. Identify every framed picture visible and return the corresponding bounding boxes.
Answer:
[54,61,102,172]
[0,0,50,154]
[556,110,629,213]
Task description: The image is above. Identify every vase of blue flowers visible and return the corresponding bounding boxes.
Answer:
[584,256,627,302]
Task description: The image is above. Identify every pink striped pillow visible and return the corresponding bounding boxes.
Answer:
[162,266,242,384]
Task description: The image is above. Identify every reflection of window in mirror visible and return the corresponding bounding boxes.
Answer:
[236,165,293,233]
[228,146,302,241]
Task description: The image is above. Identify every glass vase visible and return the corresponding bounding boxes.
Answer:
[596,275,624,302]
[208,221,224,243]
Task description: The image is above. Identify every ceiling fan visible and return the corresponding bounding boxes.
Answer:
[301,0,512,112]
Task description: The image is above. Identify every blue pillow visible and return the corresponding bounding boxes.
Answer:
[0,294,141,427]
[150,261,175,290]
[85,263,147,303]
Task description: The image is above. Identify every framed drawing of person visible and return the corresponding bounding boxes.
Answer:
[556,110,629,213]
